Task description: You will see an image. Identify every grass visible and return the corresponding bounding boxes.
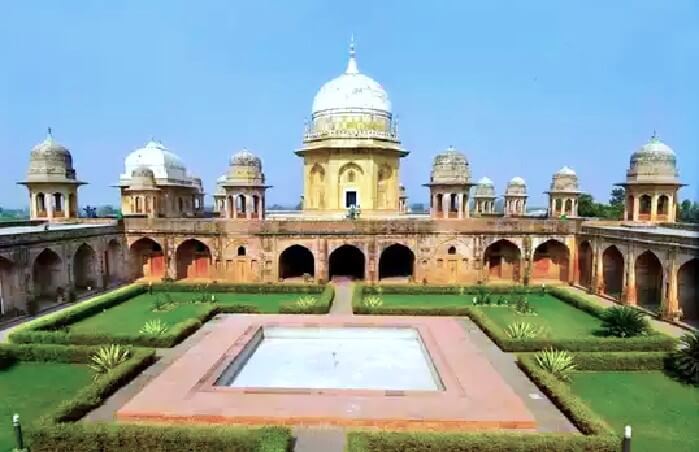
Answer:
[0,362,92,451]
[378,294,472,308]
[67,291,305,335]
[476,294,604,339]
[570,371,699,452]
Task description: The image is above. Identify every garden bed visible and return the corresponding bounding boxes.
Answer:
[353,285,676,352]
[0,343,291,452]
[9,283,333,347]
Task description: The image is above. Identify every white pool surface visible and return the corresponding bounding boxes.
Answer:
[223,327,441,391]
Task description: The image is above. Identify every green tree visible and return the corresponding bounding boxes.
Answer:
[577,194,600,217]
[679,200,699,223]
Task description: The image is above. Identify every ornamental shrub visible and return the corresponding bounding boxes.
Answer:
[506,321,543,339]
[535,348,576,381]
[601,306,650,338]
[672,331,699,385]
[139,319,169,336]
[89,344,130,380]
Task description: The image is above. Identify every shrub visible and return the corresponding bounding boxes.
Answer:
[535,348,576,381]
[361,295,383,309]
[672,331,699,385]
[601,306,650,338]
[89,344,130,380]
[139,319,169,335]
[152,294,175,312]
[506,321,543,339]
[295,295,318,309]
[513,295,536,315]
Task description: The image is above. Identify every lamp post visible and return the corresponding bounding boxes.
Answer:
[622,425,631,452]
[13,413,24,451]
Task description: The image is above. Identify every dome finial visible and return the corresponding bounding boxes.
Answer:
[650,129,659,143]
[346,35,358,74]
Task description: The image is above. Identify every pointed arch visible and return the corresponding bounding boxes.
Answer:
[379,244,415,281]
[279,245,315,280]
[678,258,698,321]
[635,250,663,310]
[329,245,365,280]
[602,245,624,299]
[176,239,211,279]
[33,248,62,299]
[130,237,165,279]
[532,239,569,282]
[577,241,593,289]
[73,243,97,290]
[483,239,521,281]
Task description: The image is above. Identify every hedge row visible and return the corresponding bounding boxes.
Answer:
[362,284,535,295]
[9,283,334,347]
[29,423,291,452]
[466,306,677,352]
[0,343,291,451]
[152,281,323,294]
[567,351,668,371]
[346,352,624,452]
[346,431,617,452]
[354,284,677,352]
[279,285,334,314]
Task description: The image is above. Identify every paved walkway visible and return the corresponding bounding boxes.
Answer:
[329,281,353,315]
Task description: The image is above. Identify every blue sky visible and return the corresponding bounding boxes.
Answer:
[1,0,697,208]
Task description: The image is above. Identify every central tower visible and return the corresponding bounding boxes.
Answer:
[297,40,408,217]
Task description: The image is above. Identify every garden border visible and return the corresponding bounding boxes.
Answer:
[352,284,676,352]
[8,283,334,347]
[0,343,292,451]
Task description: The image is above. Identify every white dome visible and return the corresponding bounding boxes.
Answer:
[478,176,494,185]
[556,166,576,175]
[122,140,188,181]
[637,135,675,155]
[311,43,390,114]
[509,176,526,185]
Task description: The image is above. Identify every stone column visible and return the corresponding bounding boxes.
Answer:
[632,195,640,222]
[246,195,253,220]
[442,193,450,219]
[463,194,470,218]
[431,193,437,217]
[650,193,658,222]
[232,196,238,219]
[48,194,55,220]
[625,253,637,305]
[594,245,604,295]
[667,193,674,222]
[665,257,679,319]
[457,193,463,219]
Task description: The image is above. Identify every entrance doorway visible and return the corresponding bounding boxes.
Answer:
[329,245,365,280]
[345,191,357,208]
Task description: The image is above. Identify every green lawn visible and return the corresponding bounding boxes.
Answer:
[377,294,472,308]
[476,294,604,338]
[0,362,92,451]
[67,291,307,335]
[571,371,699,452]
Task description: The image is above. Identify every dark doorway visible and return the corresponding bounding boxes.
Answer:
[636,251,663,310]
[577,241,593,290]
[345,191,357,208]
[279,245,314,279]
[378,244,415,280]
[602,245,624,299]
[329,245,365,280]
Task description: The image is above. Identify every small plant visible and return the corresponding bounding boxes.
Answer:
[672,331,699,385]
[296,295,318,309]
[535,348,576,381]
[459,286,465,296]
[601,306,650,338]
[152,294,176,311]
[362,295,384,309]
[506,321,543,339]
[139,319,169,335]
[89,344,130,380]
[513,296,536,315]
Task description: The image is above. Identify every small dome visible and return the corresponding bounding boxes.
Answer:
[123,140,188,181]
[224,148,265,186]
[556,166,576,176]
[312,42,390,114]
[506,177,527,196]
[24,130,79,183]
[550,167,580,193]
[131,166,155,178]
[625,134,680,184]
[474,177,496,198]
[429,146,471,184]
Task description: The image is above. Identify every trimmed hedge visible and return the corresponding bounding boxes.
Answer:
[9,282,333,347]
[467,306,677,352]
[346,431,617,452]
[354,284,677,352]
[362,284,534,295]
[279,285,334,314]
[0,343,291,451]
[152,281,323,294]
[28,423,291,452]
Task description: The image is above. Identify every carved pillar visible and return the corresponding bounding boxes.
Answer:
[625,252,637,305]
[650,193,658,222]
[594,244,604,295]
[667,193,675,222]
[632,195,640,222]
[664,255,679,319]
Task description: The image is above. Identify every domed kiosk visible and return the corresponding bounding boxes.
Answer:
[216,149,270,220]
[298,39,407,217]
[473,177,496,215]
[545,166,581,218]
[423,146,475,219]
[117,140,204,218]
[19,129,85,221]
[504,177,528,216]
[616,134,684,222]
